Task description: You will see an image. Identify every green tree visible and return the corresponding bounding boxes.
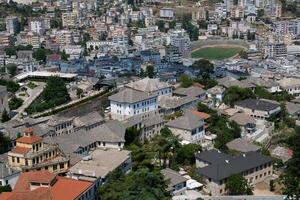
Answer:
[0,185,12,193]
[1,109,10,123]
[225,174,253,195]
[4,47,16,57]
[60,50,70,61]
[6,64,17,77]
[33,48,47,62]
[175,144,201,165]
[257,9,264,20]
[9,96,23,110]
[0,79,20,93]
[76,88,83,98]
[125,127,141,146]
[0,131,11,153]
[223,86,254,106]
[146,65,155,78]
[239,50,248,59]
[180,74,193,88]
[191,59,214,79]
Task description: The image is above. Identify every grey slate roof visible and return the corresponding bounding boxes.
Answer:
[197,151,273,181]
[162,168,188,191]
[235,99,280,112]
[126,77,171,92]
[0,162,20,178]
[73,111,104,127]
[195,150,233,165]
[45,120,126,165]
[226,138,261,153]
[229,113,256,126]
[166,113,204,131]
[173,86,206,97]
[159,96,198,110]
[286,102,300,115]
[108,88,157,103]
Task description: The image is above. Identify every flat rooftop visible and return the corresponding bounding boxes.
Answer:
[15,71,78,81]
[68,149,131,179]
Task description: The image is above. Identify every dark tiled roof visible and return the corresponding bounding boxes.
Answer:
[195,150,233,165]
[235,99,280,112]
[197,151,273,181]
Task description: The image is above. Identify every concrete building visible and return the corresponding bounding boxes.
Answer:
[6,16,19,35]
[234,99,281,120]
[0,170,94,200]
[8,128,69,173]
[263,43,287,58]
[62,12,78,27]
[160,8,174,19]
[125,77,173,99]
[67,149,131,192]
[274,19,300,37]
[0,32,12,47]
[166,112,205,144]
[109,88,158,121]
[168,29,191,58]
[196,150,273,195]
[0,86,9,115]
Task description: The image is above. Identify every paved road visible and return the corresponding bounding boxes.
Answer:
[13,82,46,120]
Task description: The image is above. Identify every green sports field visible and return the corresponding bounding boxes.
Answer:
[191,46,243,60]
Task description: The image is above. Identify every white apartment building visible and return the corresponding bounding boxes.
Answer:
[274,19,300,37]
[160,8,174,19]
[6,16,19,35]
[109,88,158,121]
[168,29,191,58]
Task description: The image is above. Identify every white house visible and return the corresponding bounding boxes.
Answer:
[166,112,205,144]
[0,163,20,189]
[109,88,158,121]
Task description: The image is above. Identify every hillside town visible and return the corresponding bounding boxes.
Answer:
[0,0,300,199]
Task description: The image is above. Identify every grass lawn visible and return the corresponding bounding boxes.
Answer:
[191,46,243,60]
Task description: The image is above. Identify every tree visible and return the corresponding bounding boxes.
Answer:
[239,50,248,59]
[4,47,16,57]
[223,86,254,106]
[9,96,23,110]
[6,64,17,77]
[182,14,199,41]
[146,65,155,78]
[0,185,12,194]
[0,131,11,154]
[191,59,214,79]
[225,174,253,195]
[33,48,47,62]
[76,88,83,98]
[257,9,264,20]
[1,109,10,123]
[0,79,20,93]
[98,168,169,200]
[175,144,201,165]
[125,127,141,146]
[180,74,193,88]
[60,50,69,61]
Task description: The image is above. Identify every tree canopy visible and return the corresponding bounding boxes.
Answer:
[180,74,193,88]
[191,59,214,79]
[223,86,254,106]
[225,174,253,195]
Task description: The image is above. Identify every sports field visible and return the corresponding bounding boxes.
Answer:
[191,46,243,60]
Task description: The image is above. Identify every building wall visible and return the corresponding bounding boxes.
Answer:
[0,173,20,189]
[168,126,205,144]
[234,105,281,119]
[110,97,158,121]
[0,87,9,114]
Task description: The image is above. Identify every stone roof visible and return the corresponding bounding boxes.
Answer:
[235,99,280,112]
[197,151,273,181]
[226,138,261,153]
[173,86,206,97]
[217,77,254,89]
[159,96,198,110]
[229,113,256,126]
[278,78,300,89]
[125,77,171,92]
[166,113,204,131]
[108,88,157,103]
[286,102,300,115]
[161,168,188,191]
[0,163,20,179]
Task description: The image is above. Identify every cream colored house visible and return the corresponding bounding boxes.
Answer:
[8,128,69,173]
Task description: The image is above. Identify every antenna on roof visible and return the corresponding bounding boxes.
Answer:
[225,160,230,164]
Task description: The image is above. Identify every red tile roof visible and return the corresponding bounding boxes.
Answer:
[16,135,42,144]
[11,146,31,154]
[189,110,211,120]
[0,171,93,200]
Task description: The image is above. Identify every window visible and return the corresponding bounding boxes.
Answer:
[17,157,20,163]
[53,165,57,171]
[12,157,15,163]
[60,163,64,169]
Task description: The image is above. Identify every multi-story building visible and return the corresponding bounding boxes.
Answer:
[109,87,159,121]
[0,86,9,115]
[263,43,287,58]
[0,32,12,47]
[29,18,50,35]
[160,8,174,19]
[278,78,300,95]
[234,98,281,120]
[6,16,19,35]
[62,12,78,27]
[168,29,191,58]
[8,128,69,173]
[196,150,273,195]
[274,19,300,37]
[166,112,206,144]
[230,6,245,19]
